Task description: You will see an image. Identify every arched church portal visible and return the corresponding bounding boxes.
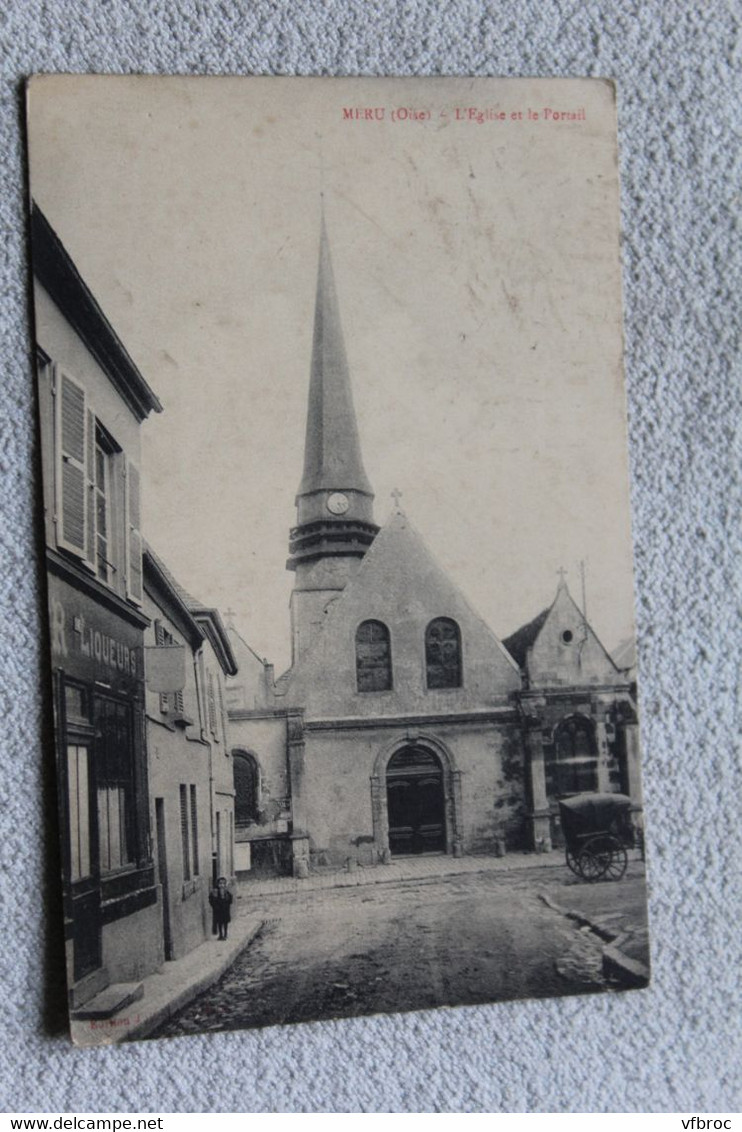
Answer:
[232,750,260,828]
[372,738,463,859]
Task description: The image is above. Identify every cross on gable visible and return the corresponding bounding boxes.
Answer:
[556,567,568,584]
[391,488,403,508]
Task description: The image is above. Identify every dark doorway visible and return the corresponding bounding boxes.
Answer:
[387,746,445,856]
[155,798,173,961]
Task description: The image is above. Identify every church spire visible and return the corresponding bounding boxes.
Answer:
[287,211,379,658]
[297,213,373,499]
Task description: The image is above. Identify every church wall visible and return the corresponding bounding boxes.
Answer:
[225,629,267,711]
[300,718,527,866]
[457,722,529,853]
[229,714,291,835]
[289,525,521,723]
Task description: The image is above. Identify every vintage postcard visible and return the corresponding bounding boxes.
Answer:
[27,76,649,1045]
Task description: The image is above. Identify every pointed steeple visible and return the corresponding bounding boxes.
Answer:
[297,214,373,498]
[287,211,379,659]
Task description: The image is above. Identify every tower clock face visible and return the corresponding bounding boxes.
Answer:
[327,492,349,515]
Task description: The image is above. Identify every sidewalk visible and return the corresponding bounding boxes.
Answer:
[70,914,265,1047]
[236,847,569,899]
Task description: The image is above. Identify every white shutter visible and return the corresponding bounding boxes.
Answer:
[126,460,143,604]
[85,409,97,569]
[56,372,88,557]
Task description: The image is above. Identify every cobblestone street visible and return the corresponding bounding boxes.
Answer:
[153,863,647,1037]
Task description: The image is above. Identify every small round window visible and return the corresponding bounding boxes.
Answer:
[561,629,573,644]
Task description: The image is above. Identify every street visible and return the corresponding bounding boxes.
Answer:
[153,863,648,1036]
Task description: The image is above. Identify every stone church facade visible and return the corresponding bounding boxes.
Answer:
[227,220,642,875]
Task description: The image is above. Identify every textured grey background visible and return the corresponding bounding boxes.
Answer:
[1,0,740,1114]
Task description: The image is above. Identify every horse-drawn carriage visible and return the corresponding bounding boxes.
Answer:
[558,793,635,882]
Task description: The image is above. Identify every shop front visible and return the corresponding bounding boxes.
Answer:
[48,564,159,1006]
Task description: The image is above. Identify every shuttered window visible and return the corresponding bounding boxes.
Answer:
[155,621,170,714]
[93,436,111,582]
[57,373,88,556]
[189,785,199,876]
[207,671,218,738]
[85,409,96,568]
[126,461,143,605]
[180,784,191,882]
[217,679,227,746]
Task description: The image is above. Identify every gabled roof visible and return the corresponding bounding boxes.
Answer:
[226,623,266,669]
[504,580,623,685]
[287,507,521,711]
[143,544,237,675]
[189,606,238,677]
[502,608,550,669]
[143,547,204,651]
[611,636,637,670]
[31,203,163,423]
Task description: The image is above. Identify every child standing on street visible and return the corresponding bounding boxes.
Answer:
[209,877,233,941]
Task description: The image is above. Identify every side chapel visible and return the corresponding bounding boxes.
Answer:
[227,218,642,875]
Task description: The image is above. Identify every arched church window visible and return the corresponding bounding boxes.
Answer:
[425,618,462,689]
[553,716,598,795]
[233,751,260,826]
[356,620,392,692]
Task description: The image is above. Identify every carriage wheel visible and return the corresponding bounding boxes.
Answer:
[565,847,581,877]
[601,839,628,881]
[576,847,606,882]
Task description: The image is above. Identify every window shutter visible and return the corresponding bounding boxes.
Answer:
[180,784,191,882]
[207,671,218,737]
[85,409,96,567]
[126,460,143,604]
[154,621,170,713]
[217,679,227,745]
[56,373,88,556]
[189,785,199,876]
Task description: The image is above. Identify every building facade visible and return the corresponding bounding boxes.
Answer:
[33,204,163,1008]
[228,219,643,876]
[504,579,641,849]
[143,549,238,961]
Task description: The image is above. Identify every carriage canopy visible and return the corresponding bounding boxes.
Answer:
[558,793,633,846]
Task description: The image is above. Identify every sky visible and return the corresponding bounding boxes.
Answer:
[28,76,637,675]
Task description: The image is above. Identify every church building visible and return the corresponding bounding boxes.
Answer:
[227,219,641,875]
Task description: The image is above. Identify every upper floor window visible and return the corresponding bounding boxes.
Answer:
[155,621,185,717]
[54,368,142,603]
[356,620,392,692]
[425,618,462,689]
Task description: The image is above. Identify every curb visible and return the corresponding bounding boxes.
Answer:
[603,941,650,988]
[125,919,265,1043]
[538,891,649,989]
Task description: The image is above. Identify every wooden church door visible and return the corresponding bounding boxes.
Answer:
[386,746,446,856]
